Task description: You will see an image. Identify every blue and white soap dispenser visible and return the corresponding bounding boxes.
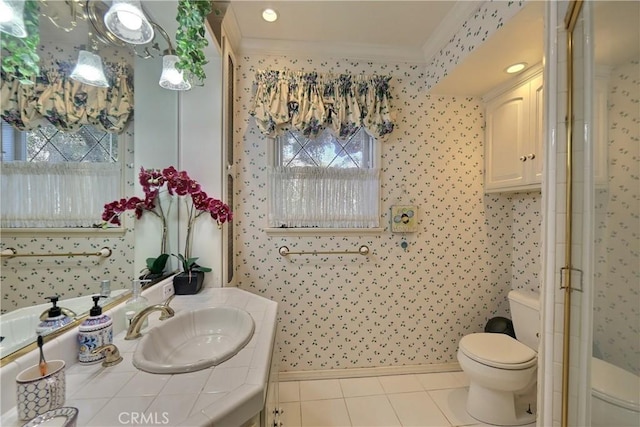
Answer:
[36,296,73,336]
[77,295,113,364]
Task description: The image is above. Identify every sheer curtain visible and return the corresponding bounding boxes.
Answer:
[1,162,120,228]
[268,166,379,228]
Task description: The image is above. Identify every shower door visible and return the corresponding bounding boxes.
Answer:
[566,1,639,425]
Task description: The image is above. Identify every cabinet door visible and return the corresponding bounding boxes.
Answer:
[529,74,544,184]
[484,82,529,191]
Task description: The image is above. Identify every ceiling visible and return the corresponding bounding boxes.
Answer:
[229,1,459,51]
[227,0,544,96]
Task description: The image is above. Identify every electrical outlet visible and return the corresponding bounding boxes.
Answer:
[162,282,174,299]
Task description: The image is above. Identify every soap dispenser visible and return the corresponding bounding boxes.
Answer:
[100,279,111,298]
[78,295,113,364]
[124,279,149,329]
[36,296,73,336]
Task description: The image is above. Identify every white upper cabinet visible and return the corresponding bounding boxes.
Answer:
[484,71,543,193]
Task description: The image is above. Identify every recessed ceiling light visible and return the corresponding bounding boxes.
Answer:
[505,62,528,74]
[262,8,278,22]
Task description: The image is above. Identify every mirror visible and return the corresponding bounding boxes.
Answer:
[0,1,182,361]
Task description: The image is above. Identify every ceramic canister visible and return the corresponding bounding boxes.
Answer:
[16,360,66,420]
[77,314,113,364]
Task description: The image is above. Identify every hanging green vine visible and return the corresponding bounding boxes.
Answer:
[175,0,212,87]
[1,0,40,84]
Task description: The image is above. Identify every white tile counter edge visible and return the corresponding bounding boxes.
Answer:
[0,279,278,427]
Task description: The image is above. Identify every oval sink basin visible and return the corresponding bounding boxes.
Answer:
[133,306,255,374]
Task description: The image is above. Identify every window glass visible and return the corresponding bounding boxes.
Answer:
[270,127,379,229]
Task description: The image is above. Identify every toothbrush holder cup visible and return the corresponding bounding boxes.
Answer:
[16,360,66,420]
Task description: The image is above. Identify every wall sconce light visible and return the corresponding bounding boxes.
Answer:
[70,49,110,88]
[103,0,154,45]
[159,54,191,91]
[0,0,27,38]
[41,1,190,91]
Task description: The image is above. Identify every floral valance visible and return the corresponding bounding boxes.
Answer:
[0,61,133,134]
[249,70,396,140]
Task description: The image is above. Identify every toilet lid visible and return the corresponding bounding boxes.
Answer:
[591,357,640,412]
[459,333,537,370]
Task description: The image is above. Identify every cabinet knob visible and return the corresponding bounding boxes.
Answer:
[519,156,527,162]
[527,153,536,160]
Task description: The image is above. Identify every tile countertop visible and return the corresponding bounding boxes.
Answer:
[0,283,278,427]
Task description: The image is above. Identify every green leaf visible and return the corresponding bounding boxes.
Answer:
[148,254,170,274]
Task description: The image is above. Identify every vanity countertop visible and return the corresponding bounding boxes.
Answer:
[0,286,278,427]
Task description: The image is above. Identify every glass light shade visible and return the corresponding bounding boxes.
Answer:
[103,0,154,45]
[159,55,191,91]
[70,50,110,88]
[0,0,27,38]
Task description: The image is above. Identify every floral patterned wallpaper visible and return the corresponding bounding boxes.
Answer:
[593,59,640,375]
[424,0,526,91]
[234,54,542,371]
[0,41,135,314]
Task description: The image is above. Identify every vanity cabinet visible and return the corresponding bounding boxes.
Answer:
[484,72,544,193]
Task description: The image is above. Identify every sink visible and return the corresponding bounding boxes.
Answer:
[133,306,255,374]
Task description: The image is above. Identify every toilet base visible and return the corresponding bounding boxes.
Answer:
[467,383,537,426]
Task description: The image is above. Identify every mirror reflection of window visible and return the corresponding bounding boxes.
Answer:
[0,30,133,229]
[1,121,122,228]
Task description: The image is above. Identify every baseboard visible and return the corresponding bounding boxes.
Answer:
[278,362,461,382]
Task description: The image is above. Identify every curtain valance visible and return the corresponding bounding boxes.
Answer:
[0,61,133,134]
[250,70,396,140]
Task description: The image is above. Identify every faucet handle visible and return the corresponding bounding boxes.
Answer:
[91,344,123,367]
[159,295,176,320]
[162,294,175,308]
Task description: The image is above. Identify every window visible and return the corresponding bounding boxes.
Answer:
[1,120,122,228]
[268,127,380,228]
[1,121,119,163]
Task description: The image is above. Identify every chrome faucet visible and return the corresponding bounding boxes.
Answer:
[124,304,175,340]
[39,306,77,321]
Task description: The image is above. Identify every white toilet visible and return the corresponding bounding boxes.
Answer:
[457,289,540,426]
[591,357,640,426]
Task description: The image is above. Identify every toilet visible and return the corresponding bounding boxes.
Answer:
[591,357,640,426]
[457,289,540,426]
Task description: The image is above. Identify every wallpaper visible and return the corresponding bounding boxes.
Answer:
[593,59,640,375]
[0,41,135,314]
[424,0,526,91]
[234,54,542,372]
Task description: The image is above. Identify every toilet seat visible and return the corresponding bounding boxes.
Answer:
[592,357,640,412]
[459,333,537,370]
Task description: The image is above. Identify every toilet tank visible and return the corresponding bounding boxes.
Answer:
[508,289,540,350]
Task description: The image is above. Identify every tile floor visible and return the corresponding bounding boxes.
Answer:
[277,372,536,427]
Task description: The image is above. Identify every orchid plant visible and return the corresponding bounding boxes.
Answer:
[101,166,232,274]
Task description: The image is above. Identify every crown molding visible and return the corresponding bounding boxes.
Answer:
[422,1,483,63]
[238,38,427,64]
[221,5,242,54]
